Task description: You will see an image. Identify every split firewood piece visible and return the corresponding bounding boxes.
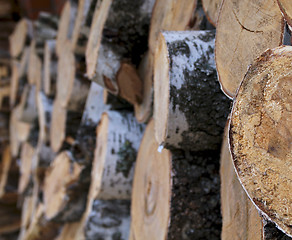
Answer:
[131,119,222,239]
[28,41,42,90]
[50,100,83,153]
[277,1,292,28]
[44,151,88,222]
[135,0,198,123]
[90,110,144,200]
[18,85,37,123]
[154,31,230,151]
[83,200,131,240]
[56,0,78,56]
[43,40,57,97]
[55,222,81,240]
[215,0,284,98]
[85,0,155,102]
[9,105,31,157]
[220,120,263,240]
[0,193,21,235]
[56,44,90,111]
[0,145,19,197]
[71,0,97,56]
[18,142,36,195]
[201,0,222,26]
[9,19,32,59]
[18,195,34,240]
[229,46,292,237]
[72,82,109,165]
[22,204,61,240]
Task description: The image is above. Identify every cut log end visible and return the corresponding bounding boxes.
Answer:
[277,0,292,28]
[154,33,169,146]
[131,119,171,240]
[229,46,292,237]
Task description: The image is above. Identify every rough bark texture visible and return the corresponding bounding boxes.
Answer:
[215,0,284,98]
[154,31,230,151]
[229,46,292,237]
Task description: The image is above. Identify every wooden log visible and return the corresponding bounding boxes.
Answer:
[18,195,34,240]
[56,0,78,56]
[44,151,88,222]
[56,44,90,111]
[55,222,81,240]
[50,99,83,153]
[9,19,32,59]
[277,1,292,28]
[22,204,61,240]
[221,119,263,240]
[154,31,230,151]
[90,110,144,200]
[131,119,222,239]
[0,145,19,197]
[215,0,284,98]
[85,0,155,104]
[202,0,222,26]
[43,40,57,97]
[27,41,42,89]
[0,193,21,235]
[135,0,198,123]
[18,85,37,124]
[10,60,26,108]
[229,46,292,237]
[18,142,35,195]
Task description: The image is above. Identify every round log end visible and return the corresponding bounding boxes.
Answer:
[229,46,292,237]
[131,119,171,240]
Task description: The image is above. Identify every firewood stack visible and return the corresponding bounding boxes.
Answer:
[0,0,291,239]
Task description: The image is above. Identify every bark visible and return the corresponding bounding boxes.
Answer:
[131,119,222,240]
[43,40,57,97]
[201,0,222,26]
[215,0,284,98]
[220,120,263,240]
[229,46,292,237]
[86,0,155,102]
[43,151,88,222]
[154,30,230,151]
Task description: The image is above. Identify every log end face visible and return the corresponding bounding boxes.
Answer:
[229,46,292,237]
[154,33,170,146]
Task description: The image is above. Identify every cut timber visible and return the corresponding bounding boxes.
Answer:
[56,44,90,111]
[56,0,78,56]
[277,1,292,28]
[202,0,222,26]
[229,46,292,237]
[18,195,34,240]
[28,41,42,89]
[154,31,230,151]
[215,0,284,98]
[0,145,19,197]
[220,120,263,240]
[55,222,81,240]
[0,193,21,235]
[131,119,222,239]
[72,82,109,165]
[86,0,155,100]
[22,204,60,240]
[90,111,144,200]
[44,151,87,222]
[50,100,83,153]
[10,60,26,108]
[43,40,57,97]
[71,0,96,56]
[9,19,32,58]
[135,0,198,123]
[18,143,35,194]
[18,85,37,123]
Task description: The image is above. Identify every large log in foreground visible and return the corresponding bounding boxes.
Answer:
[229,46,292,237]
[131,120,221,240]
[215,0,284,98]
[154,31,230,151]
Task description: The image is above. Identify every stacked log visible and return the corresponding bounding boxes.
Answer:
[0,0,291,239]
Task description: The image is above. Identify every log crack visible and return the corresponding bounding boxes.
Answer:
[232,9,263,34]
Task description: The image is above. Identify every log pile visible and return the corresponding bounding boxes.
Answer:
[0,0,291,239]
